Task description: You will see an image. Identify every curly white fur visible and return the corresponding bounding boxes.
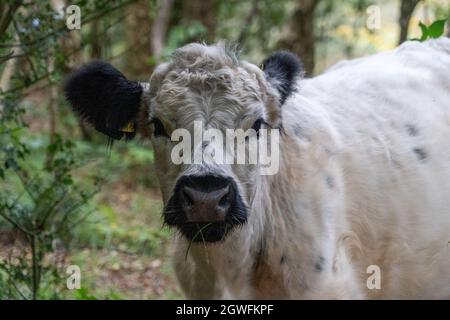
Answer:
[145,39,450,299]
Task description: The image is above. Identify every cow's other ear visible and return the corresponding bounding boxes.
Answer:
[261,51,303,106]
[64,60,145,140]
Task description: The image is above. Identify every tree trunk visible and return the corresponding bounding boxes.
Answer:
[90,20,102,59]
[279,0,320,75]
[51,0,92,140]
[181,0,217,43]
[47,54,57,146]
[0,1,21,38]
[237,0,259,44]
[398,0,421,44]
[151,0,175,63]
[0,1,22,96]
[70,29,91,140]
[0,43,20,93]
[71,19,104,140]
[125,0,152,78]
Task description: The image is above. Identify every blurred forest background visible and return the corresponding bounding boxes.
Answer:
[0,0,449,300]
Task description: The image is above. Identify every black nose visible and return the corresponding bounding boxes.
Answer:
[164,174,248,242]
[178,175,233,223]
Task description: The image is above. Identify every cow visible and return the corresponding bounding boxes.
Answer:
[64,39,450,299]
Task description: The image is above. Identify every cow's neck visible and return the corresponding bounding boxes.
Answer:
[186,141,310,298]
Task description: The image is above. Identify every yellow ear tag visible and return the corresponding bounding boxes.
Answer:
[120,122,135,133]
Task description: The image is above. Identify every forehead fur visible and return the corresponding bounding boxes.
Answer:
[149,42,252,96]
[148,42,281,128]
[171,42,240,71]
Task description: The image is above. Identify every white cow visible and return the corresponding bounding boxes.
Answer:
[65,38,450,299]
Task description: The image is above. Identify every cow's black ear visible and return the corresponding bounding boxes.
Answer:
[261,51,303,105]
[64,60,143,140]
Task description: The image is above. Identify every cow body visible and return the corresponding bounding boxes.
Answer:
[173,39,450,299]
[65,39,450,299]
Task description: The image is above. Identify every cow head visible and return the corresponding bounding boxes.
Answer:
[65,42,302,243]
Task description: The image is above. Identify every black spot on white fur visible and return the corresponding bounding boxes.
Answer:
[64,60,142,140]
[326,176,334,189]
[413,148,427,162]
[406,124,419,136]
[293,123,302,137]
[315,256,325,272]
[262,51,303,105]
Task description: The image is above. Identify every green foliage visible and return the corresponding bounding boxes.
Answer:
[74,287,98,300]
[413,19,447,42]
[0,0,126,300]
[0,130,101,299]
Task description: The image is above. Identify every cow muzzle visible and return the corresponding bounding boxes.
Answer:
[164,174,247,242]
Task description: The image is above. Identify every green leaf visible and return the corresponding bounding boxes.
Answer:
[419,21,429,41]
[428,19,446,38]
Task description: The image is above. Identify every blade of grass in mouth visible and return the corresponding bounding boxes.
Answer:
[185,223,213,261]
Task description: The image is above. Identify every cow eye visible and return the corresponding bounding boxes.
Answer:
[151,118,169,138]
